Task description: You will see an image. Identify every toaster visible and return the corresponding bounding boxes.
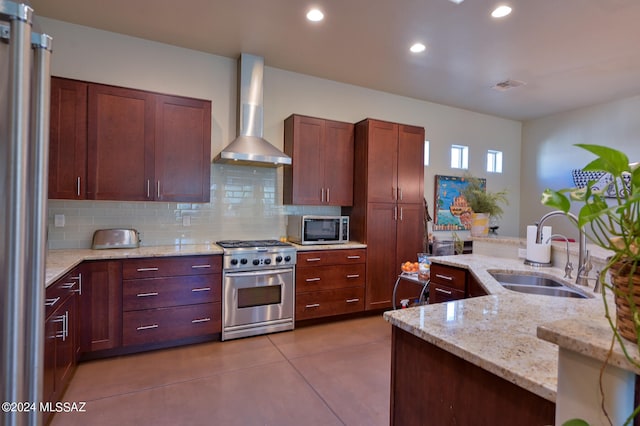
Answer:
[91,228,140,249]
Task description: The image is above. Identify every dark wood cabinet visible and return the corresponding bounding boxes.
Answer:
[429,263,467,303]
[87,83,155,201]
[121,255,222,346]
[49,77,211,202]
[154,95,211,202]
[48,77,88,199]
[347,118,425,310]
[390,327,555,425]
[43,269,80,424]
[283,114,354,206]
[295,249,366,320]
[79,261,123,354]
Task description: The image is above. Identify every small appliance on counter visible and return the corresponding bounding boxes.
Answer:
[287,215,349,245]
[91,228,140,249]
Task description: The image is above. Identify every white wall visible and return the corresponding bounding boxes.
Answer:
[521,95,640,240]
[39,17,522,248]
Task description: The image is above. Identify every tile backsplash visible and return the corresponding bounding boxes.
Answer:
[47,164,340,249]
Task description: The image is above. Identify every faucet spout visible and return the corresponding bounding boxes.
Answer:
[535,210,587,284]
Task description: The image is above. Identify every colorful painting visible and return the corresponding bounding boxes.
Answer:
[433,175,486,231]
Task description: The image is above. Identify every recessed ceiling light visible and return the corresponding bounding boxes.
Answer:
[306,9,324,22]
[448,0,464,4]
[491,5,512,18]
[410,43,426,53]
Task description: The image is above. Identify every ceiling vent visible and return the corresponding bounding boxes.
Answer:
[491,79,526,92]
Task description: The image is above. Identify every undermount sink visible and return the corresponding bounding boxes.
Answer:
[489,271,589,299]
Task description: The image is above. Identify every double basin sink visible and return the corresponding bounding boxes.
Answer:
[489,271,589,299]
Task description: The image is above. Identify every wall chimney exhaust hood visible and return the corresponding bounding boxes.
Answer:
[214,53,291,167]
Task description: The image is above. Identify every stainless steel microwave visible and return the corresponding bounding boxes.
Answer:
[287,215,349,245]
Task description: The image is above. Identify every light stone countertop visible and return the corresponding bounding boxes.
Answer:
[45,241,367,286]
[384,253,612,403]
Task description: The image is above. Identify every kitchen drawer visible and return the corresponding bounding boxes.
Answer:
[45,269,81,319]
[296,287,365,320]
[123,275,220,311]
[297,249,366,267]
[296,264,365,293]
[123,302,220,346]
[430,263,467,292]
[429,283,465,304]
[122,255,221,279]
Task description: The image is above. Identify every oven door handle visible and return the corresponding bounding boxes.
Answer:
[225,268,294,278]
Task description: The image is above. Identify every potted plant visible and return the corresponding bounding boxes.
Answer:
[541,144,640,425]
[460,174,508,236]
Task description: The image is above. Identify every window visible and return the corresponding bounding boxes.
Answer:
[450,145,468,169]
[424,140,430,166]
[487,150,503,173]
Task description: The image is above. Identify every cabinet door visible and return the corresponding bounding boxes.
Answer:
[48,77,87,199]
[283,115,324,205]
[365,120,398,203]
[154,95,211,202]
[429,283,465,303]
[395,203,425,273]
[397,125,425,204]
[364,203,397,310]
[323,120,354,205]
[87,84,155,201]
[80,261,123,353]
[54,295,76,395]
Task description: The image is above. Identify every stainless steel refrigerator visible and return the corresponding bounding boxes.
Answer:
[1,2,52,425]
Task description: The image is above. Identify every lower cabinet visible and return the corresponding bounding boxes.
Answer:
[121,255,222,346]
[296,249,366,321]
[429,263,488,303]
[43,269,80,425]
[79,261,123,354]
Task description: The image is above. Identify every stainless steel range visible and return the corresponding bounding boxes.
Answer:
[217,240,296,341]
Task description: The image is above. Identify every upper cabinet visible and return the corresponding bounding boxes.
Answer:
[283,114,354,206]
[49,77,212,202]
[49,78,88,199]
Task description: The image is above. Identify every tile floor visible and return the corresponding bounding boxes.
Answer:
[51,315,392,426]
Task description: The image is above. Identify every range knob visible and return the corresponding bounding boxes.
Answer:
[265,258,271,265]
[253,259,260,266]
[284,255,291,262]
[275,256,283,263]
[240,258,248,265]
[230,258,238,265]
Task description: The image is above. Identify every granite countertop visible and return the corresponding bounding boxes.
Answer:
[384,253,610,402]
[46,241,367,286]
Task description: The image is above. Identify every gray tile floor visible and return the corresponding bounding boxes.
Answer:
[51,315,391,426]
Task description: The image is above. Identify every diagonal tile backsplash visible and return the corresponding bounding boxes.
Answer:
[47,164,340,249]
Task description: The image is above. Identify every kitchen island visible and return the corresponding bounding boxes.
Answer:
[384,250,639,425]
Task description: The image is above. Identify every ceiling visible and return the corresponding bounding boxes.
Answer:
[28,0,640,121]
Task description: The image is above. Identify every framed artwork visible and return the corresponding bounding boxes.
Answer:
[433,175,486,231]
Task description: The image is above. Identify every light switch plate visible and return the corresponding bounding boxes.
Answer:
[518,248,527,259]
[182,215,191,227]
[54,214,65,227]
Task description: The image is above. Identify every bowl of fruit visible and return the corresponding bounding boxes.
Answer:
[401,261,419,275]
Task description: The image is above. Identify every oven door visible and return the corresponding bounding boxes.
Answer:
[222,267,294,339]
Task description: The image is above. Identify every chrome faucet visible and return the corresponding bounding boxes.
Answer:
[534,210,589,286]
[545,234,573,279]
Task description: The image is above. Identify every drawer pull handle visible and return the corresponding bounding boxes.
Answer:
[346,298,360,303]
[305,258,321,262]
[45,297,60,307]
[191,264,211,269]
[137,324,159,331]
[305,278,321,283]
[61,281,76,289]
[346,274,360,279]
[347,256,361,259]
[435,287,453,295]
[191,287,211,292]
[191,317,211,324]
[435,274,454,281]
[305,303,320,308]
[137,267,159,272]
[137,292,159,297]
